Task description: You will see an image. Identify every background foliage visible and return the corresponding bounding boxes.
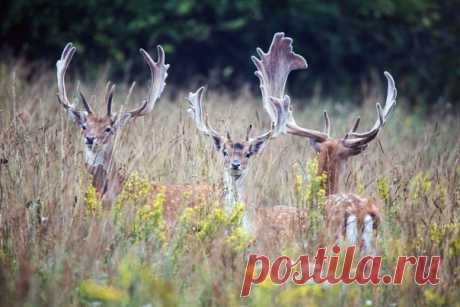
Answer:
[1,0,459,103]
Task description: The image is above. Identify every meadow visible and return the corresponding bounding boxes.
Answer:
[0,63,459,306]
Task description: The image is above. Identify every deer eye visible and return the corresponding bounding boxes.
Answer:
[81,124,87,130]
[245,152,252,158]
[105,127,112,133]
[222,149,228,156]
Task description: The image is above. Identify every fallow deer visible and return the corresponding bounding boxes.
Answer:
[56,43,170,208]
[187,33,308,237]
[266,61,397,252]
[57,44,213,232]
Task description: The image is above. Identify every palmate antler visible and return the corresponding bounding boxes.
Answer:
[124,47,169,118]
[341,72,397,148]
[187,33,300,149]
[56,43,169,120]
[252,32,308,134]
[286,72,397,150]
[56,43,79,110]
[186,87,224,149]
[186,88,292,147]
[253,34,398,152]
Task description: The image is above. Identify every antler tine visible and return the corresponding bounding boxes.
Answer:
[246,124,253,141]
[105,82,116,117]
[126,45,169,118]
[268,95,291,137]
[252,32,308,123]
[79,90,93,114]
[343,71,397,147]
[286,109,331,141]
[56,42,77,111]
[323,111,330,136]
[350,117,361,133]
[284,101,329,142]
[187,86,222,141]
[343,117,361,139]
[226,131,233,142]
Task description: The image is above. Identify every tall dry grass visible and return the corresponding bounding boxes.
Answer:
[0,62,459,306]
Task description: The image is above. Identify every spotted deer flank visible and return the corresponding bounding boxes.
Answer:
[150,183,211,228]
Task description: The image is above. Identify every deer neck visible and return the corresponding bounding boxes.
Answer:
[223,170,245,213]
[85,143,125,204]
[317,152,344,196]
[223,171,256,234]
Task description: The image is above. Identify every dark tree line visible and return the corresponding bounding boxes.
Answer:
[1,0,459,103]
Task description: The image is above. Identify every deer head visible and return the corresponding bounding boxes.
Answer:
[56,43,169,168]
[186,87,290,179]
[280,72,397,194]
[186,33,302,180]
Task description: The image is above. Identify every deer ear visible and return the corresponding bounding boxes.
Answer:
[248,132,271,155]
[67,110,87,126]
[211,135,223,151]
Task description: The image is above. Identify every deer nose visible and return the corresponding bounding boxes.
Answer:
[231,160,241,169]
[85,136,95,145]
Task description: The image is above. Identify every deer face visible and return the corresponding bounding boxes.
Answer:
[219,133,270,177]
[67,103,130,167]
[56,42,169,167]
[79,115,115,149]
[187,87,278,180]
[67,107,125,170]
[64,85,125,158]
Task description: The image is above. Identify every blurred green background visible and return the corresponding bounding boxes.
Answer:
[1,0,459,104]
